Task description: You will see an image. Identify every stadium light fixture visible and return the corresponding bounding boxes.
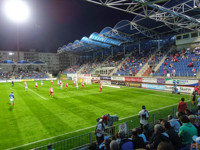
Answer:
[3,0,30,23]
[9,52,13,55]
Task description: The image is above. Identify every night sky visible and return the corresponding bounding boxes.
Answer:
[0,0,134,53]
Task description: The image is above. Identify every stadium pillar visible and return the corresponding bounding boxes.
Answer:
[158,37,160,51]
[198,80,200,95]
[139,40,141,54]
[123,45,126,56]
[111,47,113,57]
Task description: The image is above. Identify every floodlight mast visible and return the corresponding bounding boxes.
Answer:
[3,0,30,61]
[17,25,20,61]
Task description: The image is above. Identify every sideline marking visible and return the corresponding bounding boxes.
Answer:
[6,99,190,150]
[103,85,120,88]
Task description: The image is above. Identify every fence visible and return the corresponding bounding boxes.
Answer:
[34,102,197,150]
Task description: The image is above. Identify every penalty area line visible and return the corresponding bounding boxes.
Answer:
[28,88,47,100]
[6,100,190,150]
[18,84,47,100]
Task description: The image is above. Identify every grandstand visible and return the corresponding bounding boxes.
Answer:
[1,0,200,150]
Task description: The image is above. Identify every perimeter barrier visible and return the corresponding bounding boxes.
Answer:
[34,102,197,150]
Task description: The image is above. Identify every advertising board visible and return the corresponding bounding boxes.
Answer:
[101,80,111,85]
[21,79,34,82]
[142,84,165,90]
[125,82,141,87]
[125,77,142,82]
[142,78,157,83]
[111,81,125,86]
[67,74,77,80]
[91,77,100,83]
[111,76,125,81]
[165,79,198,86]
[100,76,111,80]
[165,85,193,93]
[157,78,165,84]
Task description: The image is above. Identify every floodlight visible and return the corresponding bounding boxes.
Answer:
[3,0,30,23]
[9,52,13,55]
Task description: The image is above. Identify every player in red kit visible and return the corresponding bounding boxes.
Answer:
[100,84,103,92]
[35,82,38,89]
[194,86,199,95]
[81,81,84,88]
[50,87,53,97]
[51,80,53,85]
[66,82,68,89]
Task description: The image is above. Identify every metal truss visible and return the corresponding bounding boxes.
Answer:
[72,41,106,52]
[194,0,200,8]
[148,1,200,31]
[85,0,200,33]
[130,21,160,39]
[61,0,200,53]
[111,28,136,42]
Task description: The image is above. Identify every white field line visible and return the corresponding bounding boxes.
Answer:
[28,88,47,100]
[7,98,190,150]
[19,84,47,100]
[58,86,183,100]
[103,85,120,88]
[128,90,181,100]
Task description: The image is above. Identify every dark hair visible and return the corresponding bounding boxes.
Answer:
[180,115,190,123]
[136,128,142,134]
[164,122,171,130]
[143,124,149,131]
[185,109,193,115]
[181,98,185,101]
[105,139,111,150]
[47,144,53,149]
[132,128,139,138]
[115,132,119,139]
[118,131,126,139]
[142,105,146,109]
[158,119,165,123]
[157,142,174,150]
[168,115,172,119]
[177,112,185,118]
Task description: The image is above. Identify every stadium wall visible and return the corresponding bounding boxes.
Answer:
[66,74,199,94]
[0,78,57,83]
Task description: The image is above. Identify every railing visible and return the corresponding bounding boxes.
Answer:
[153,72,199,78]
[34,102,197,150]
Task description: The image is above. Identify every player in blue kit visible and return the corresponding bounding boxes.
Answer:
[9,92,15,106]
[24,82,28,91]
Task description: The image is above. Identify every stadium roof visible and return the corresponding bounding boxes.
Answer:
[32,60,45,64]
[58,0,200,53]
[17,60,30,64]
[0,60,14,64]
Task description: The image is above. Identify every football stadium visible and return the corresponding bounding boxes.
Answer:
[1,0,200,150]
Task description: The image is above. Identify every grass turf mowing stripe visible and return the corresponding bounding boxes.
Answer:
[1,81,191,150]
[18,83,47,100]
[6,92,188,150]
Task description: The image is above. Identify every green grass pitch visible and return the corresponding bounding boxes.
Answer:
[0,80,190,149]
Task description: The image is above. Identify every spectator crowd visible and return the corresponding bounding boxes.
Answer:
[0,71,48,80]
[89,97,200,150]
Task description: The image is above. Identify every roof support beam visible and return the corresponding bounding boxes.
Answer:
[194,0,200,8]
[85,0,200,32]
[130,21,160,39]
